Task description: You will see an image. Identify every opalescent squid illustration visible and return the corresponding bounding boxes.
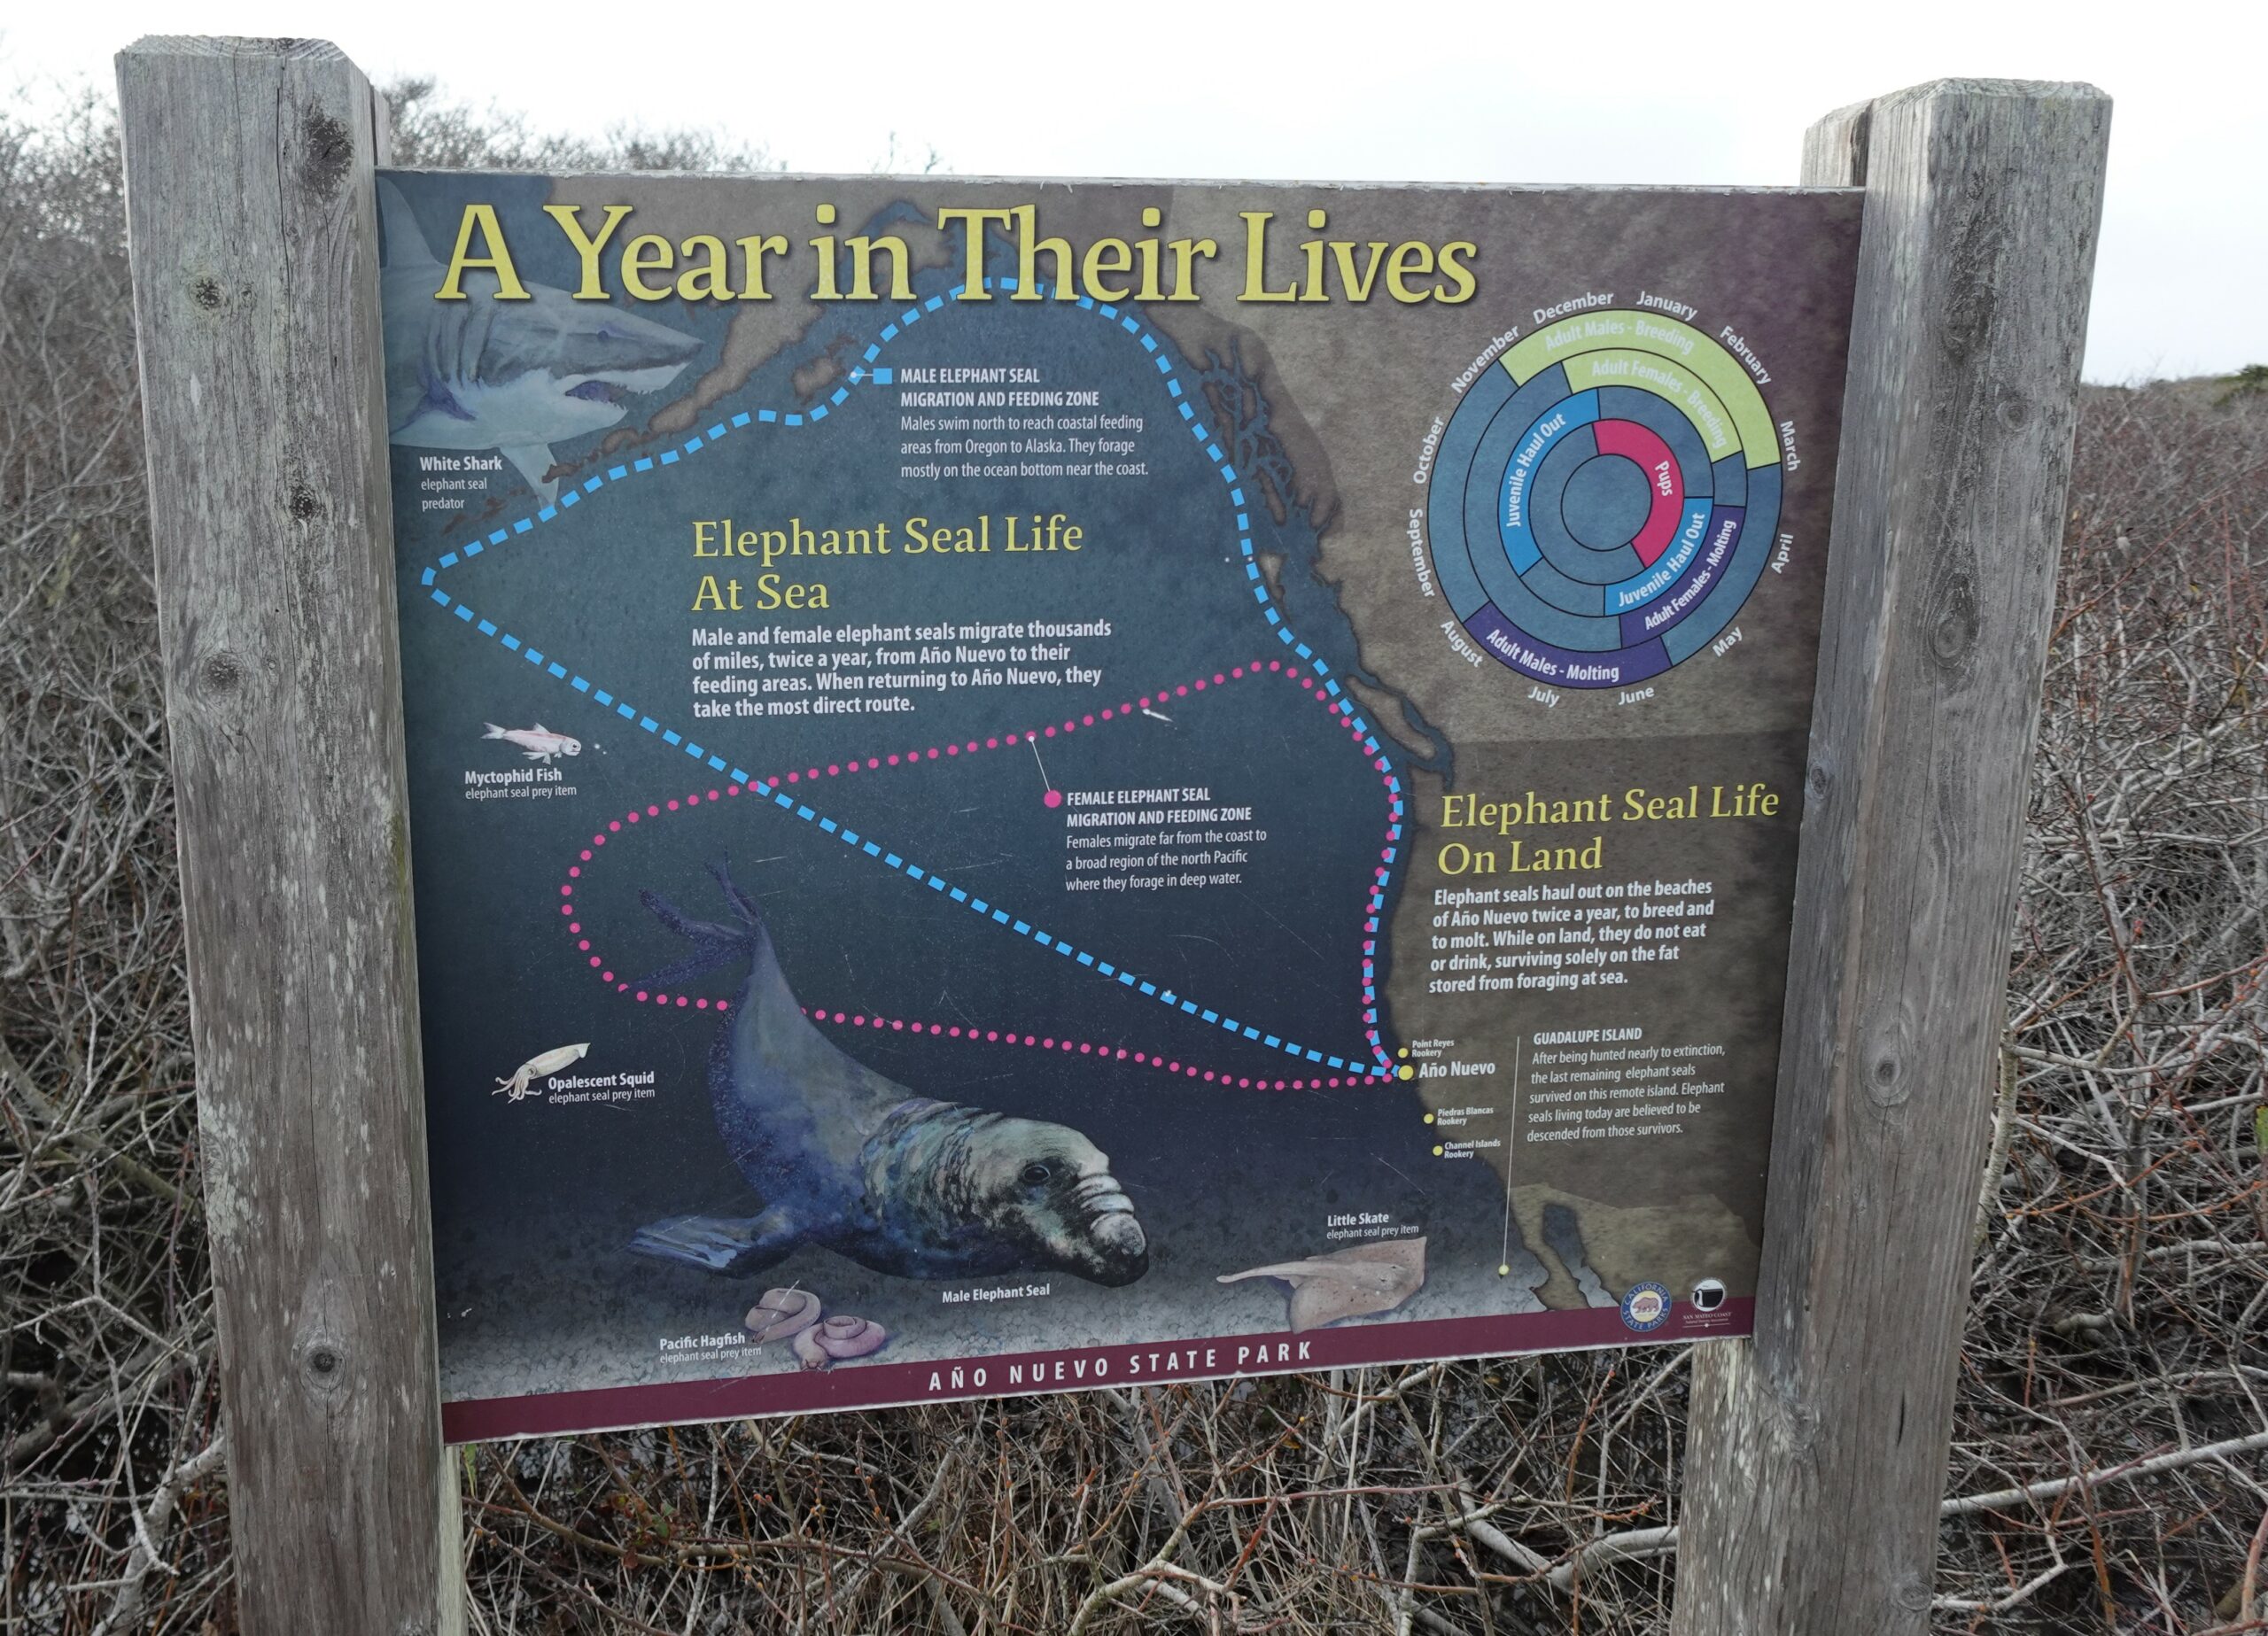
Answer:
[495,1042,591,1101]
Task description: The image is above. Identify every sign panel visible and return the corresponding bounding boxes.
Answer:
[377,171,1860,1439]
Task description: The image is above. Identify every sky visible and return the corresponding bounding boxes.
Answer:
[6,2,2261,383]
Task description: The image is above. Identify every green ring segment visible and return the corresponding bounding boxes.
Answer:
[1500,311,1777,468]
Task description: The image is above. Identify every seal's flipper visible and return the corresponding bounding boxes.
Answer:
[637,862,780,989]
[629,1210,798,1274]
[636,888,759,989]
[706,857,766,929]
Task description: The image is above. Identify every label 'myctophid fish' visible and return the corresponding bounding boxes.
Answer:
[629,862,1149,1289]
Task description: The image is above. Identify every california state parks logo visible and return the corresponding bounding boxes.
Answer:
[1619,1282,1673,1332]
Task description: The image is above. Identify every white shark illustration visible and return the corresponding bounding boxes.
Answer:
[378,180,703,503]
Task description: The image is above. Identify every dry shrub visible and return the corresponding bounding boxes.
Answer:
[2,88,2262,1636]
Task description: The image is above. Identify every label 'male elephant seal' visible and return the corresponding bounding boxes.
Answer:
[628,863,1149,1288]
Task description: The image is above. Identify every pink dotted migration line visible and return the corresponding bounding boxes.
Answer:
[797,1007,1372,1090]
[554,657,1403,1078]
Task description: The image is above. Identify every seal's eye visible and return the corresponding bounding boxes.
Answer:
[1021,1162,1052,1187]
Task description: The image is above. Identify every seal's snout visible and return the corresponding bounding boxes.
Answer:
[1076,1168,1148,1284]
[943,1114,1154,1287]
[1075,1173,1134,1214]
[1086,1206,1149,1285]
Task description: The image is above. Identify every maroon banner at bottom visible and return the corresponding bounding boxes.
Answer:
[443,1298,1750,1443]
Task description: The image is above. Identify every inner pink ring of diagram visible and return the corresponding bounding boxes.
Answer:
[1588,419,1683,567]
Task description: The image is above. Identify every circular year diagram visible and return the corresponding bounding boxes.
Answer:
[1426,308,1782,688]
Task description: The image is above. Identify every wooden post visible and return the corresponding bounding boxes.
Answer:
[117,38,463,1636]
[1672,81,2110,1633]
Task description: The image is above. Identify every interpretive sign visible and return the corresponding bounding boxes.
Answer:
[378,172,1860,1438]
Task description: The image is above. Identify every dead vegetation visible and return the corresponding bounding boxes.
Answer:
[2,90,2264,1636]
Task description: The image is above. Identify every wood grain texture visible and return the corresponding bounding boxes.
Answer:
[117,36,464,1636]
[1803,98,1873,189]
[1672,81,2109,1635]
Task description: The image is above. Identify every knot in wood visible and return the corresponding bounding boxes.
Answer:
[190,275,224,312]
[287,482,325,523]
[1928,570,1980,670]
[1995,392,2031,432]
[299,1335,349,1392]
[298,107,354,200]
[195,648,245,702]
[1805,756,1833,802]
[1891,1567,1936,1614]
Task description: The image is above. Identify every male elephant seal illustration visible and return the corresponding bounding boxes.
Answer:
[628,863,1149,1288]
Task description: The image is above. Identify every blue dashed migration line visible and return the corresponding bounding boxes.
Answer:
[421,276,1401,1077]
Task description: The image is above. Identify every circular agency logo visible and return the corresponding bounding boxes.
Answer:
[1619,1281,1673,1332]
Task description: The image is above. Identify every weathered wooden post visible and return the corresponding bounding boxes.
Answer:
[116,38,464,1636]
[1672,81,2111,1632]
